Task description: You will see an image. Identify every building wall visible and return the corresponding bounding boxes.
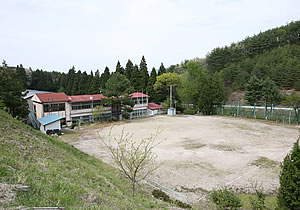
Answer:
[40,120,61,134]
[44,110,66,119]
[65,102,71,126]
[34,102,44,119]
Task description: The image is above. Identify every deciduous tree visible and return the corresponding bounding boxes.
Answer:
[100,128,161,196]
[282,92,300,124]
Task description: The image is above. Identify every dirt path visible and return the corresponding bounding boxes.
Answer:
[62,115,299,204]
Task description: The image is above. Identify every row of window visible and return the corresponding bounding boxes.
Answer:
[132,98,148,104]
[43,101,113,112]
[71,101,107,110]
[132,109,148,117]
[43,103,65,112]
[72,113,112,123]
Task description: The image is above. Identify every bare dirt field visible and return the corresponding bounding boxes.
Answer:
[61,115,299,204]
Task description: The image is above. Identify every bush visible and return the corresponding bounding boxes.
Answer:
[152,189,191,209]
[249,185,266,210]
[183,109,197,115]
[277,138,300,209]
[210,187,242,210]
[174,199,192,209]
[71,123,76,129]
[152,189,171,202]
[123,112,130,119]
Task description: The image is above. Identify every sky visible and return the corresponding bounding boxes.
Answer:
[0,0,299,73]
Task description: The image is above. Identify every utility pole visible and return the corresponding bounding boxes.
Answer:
[170,85,172,108]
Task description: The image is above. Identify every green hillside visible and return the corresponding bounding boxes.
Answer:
[0,110,167,209]
[205,21,300,90]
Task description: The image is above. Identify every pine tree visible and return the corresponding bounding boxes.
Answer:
[277,138,300,209]
[115,61,125,74]
[100,67,111,89]
[244,75,263,105]
[66,66,76,95]
[92,70,101,94]
[0,67,28,119]
[261,77,281,117]
[131,64,142,91]
[125,59,134,81]
[158,62,166,75]
[139,56,149,91]
[16,64,27,87]
[147,68,157,102]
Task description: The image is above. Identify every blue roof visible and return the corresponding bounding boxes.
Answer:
[38,114,62,126]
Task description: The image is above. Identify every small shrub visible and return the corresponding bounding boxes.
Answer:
[71,123,76,129]
[249,184,266,210]
[152,190,191,209]
[184,109,197,115]
[152,189,171,202]
[123,112,130,119]
[110,117,118,121]
[174,199,192,209]
[210,187,242,210]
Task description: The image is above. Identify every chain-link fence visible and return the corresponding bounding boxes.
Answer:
[216,102,299,125]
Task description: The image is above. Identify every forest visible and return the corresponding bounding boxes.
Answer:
[1,20,300,119]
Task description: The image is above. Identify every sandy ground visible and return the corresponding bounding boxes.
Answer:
[63,115,299,204]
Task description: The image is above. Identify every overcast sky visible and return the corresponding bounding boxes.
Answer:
[0,0,299,73]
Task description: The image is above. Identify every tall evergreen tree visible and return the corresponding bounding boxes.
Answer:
[66,66,76,95]
[125,59,134,81]
[139,56,149,91]
[92,70,101,94]
[244,75,263,105]
[0,67,28,119]
[100,67,111,89]
[261,77,282,116]
[130,64,142,91]
[115,61,125,74]
[158,62,166,75]
[16,64,27,87]
[147,68,157,102]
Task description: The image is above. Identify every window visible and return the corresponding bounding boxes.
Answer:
[43,103,65,112]
[72,102,92,110]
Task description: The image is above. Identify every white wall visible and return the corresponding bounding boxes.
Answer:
[40,120,61,134]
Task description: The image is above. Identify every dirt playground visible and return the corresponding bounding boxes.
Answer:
[61,115,300,204]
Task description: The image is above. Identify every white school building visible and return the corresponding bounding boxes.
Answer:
[30,92,152,127]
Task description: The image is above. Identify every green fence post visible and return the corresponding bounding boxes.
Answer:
[289,110,291,124]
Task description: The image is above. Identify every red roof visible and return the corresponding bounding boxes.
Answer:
[130,92,149,98]
[36,93,69,103]
[68,94,107,102]
[148,102,161,110]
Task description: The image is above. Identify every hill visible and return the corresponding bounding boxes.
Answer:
[0,110,167,209]
[205,21,300,90]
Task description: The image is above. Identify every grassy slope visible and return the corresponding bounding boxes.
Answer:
[0,110,167,209]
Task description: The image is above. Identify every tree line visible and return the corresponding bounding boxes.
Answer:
[206,21,300,90]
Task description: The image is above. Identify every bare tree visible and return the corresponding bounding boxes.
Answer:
[100,127,162,196]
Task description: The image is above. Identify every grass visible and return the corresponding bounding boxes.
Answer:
[0,110,169,209]
[251,157,279,169]
[194,192,278,209]
[238,193,277,209]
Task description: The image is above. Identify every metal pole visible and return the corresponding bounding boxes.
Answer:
[289,110,291,124]
[170,85,172,108]
[254,102,256,119]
